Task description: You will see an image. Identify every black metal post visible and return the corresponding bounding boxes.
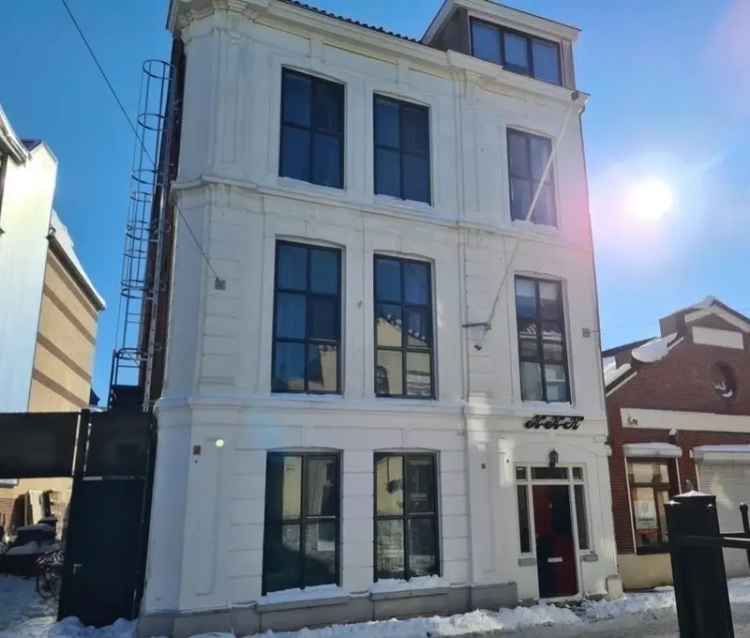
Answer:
[665,492,734,638]
[741,503,750,570]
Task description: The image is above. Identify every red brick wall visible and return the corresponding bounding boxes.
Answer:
[607,327,750,555]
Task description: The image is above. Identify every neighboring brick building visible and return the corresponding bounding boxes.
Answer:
[604,297,750,589]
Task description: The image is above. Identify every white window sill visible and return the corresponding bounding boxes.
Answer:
[374,194,433,214]
[257,585,350,612]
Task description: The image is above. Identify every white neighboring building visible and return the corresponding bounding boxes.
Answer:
[142,1,619,635]
[0,107,58,412]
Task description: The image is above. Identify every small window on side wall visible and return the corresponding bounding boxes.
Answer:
[280,69,344,189]
[515,276,569,402]
[374,95,431,204]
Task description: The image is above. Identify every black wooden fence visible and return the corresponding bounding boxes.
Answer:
[666,492,750,638]
[0,409,155,627]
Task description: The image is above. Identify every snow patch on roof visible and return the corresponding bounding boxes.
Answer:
[604,360,632,387]
[49,210,106,310]
[631,333,678,364]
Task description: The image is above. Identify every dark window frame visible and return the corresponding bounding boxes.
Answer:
[373,95,432,205]
[373,452,440,581]
[272,240,342,394]
[515,276,570,403]
[628,459,674,555]
[279,68,345,189]
[373,255,436,399]
[506,128,557,226]
[262,452,341,594]
[469,17,562,86]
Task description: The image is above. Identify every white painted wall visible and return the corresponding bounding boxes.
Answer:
[0,144,57,412]
[146,1,616,617]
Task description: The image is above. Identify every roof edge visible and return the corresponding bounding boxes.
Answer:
[0,105,31,164]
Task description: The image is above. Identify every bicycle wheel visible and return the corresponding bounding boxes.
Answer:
[36,570,57,599]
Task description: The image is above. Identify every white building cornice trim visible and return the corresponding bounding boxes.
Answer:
[693,445,750,464]
[622,407,750,434]
[171,175,594,254]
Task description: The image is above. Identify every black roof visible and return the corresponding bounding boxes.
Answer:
[601,337,654,358]
[279,0,419,43]
[21,139,42,151]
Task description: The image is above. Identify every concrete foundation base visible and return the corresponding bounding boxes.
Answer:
[138,582,518,638]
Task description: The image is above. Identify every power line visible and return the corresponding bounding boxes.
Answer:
[60,0,225,285]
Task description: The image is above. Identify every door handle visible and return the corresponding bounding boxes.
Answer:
[72,563,83,575]
[547,557,563,564]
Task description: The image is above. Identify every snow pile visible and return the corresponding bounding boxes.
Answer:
[631,333,677,363]
[46,618,136,638]
[259,584,346,605]
[369,575,449,595]
[254,604,580,638]
[581,589,675,621]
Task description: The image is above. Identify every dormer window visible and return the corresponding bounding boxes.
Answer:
[470,18,561,86]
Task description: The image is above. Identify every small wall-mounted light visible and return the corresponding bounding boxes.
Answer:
[549,449,559,468]
[215,438,225,448]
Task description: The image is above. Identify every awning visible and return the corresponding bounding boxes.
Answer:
[693,445,750,463]
[623,442,682,458]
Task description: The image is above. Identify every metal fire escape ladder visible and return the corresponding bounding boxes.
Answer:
[109,59,174,411]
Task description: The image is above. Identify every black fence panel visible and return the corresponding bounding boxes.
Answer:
[0,412,79,478]
[84,411,151,477]
[58,478,146,625]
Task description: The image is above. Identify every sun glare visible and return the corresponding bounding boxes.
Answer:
[626,178,674,221]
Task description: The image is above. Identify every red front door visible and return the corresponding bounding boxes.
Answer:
[533,485,578,598]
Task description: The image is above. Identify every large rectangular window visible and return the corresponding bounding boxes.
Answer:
[273,241,341,394]
[628,461,672,553]
[374,453,439,580]
[374,95,431,204]
[470,18,562,85]
[280,69,344,188]
[263,453,340,593]
[507,128,557,226]
[374,256,434,398]
[515,277,569,402]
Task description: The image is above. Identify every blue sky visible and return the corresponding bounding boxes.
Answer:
[2,1,749,399]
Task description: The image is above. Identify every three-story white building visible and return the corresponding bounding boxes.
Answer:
[142,1,619,635]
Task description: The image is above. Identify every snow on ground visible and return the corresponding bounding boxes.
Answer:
[0,575,135,638]
[6,576,750,638]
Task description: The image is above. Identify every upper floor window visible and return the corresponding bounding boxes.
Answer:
[374,256,434,398]
[263,453,340,593]
[507,129,556,227]
[272,241,341,394]
[280,69,344,189]
[515,277,569,402]
[374,96,431,204]
[470,18,561,86]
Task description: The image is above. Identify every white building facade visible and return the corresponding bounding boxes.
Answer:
[142,1,619,635]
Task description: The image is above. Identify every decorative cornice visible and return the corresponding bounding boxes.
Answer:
[171,174,594,255]
[169,0,271,35]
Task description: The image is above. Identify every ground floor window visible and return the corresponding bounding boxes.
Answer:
[374,453,439,580]
[628,460,672,553]
[262,452,340,593]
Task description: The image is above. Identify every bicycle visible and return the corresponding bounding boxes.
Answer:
[35,548,64,599]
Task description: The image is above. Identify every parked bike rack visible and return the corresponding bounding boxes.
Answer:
[665,492,750,638]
